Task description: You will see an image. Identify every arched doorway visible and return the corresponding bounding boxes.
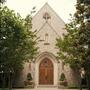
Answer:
[39,58,54,85]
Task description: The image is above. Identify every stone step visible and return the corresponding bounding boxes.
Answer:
[37,85,57,88]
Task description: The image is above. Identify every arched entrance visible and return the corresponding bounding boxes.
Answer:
[39,58,54,85]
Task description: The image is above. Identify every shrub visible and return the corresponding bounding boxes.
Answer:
[27,73,32,81]
[59,73,66,81]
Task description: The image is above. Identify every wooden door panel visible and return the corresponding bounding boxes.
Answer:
[47,68,53,84]
[39,68,45,84]
[39,58,54,85]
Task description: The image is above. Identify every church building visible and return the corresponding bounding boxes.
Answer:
[14,3,79,88]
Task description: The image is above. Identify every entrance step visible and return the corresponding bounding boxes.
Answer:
[37,85,57,88]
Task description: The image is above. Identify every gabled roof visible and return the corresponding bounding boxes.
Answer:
[33,3,65,24]
[32,3,66,37]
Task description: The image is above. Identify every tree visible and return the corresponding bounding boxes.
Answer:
[75,0,90,89]
[56,17,82,69]
[0,0,6,4]
[0,6,38,89]
[56,0,90,89]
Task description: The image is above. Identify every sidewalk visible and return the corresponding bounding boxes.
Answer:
[13,88,87,90]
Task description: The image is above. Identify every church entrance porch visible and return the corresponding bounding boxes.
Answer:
[35,52,58,87]
[39,58,54,85]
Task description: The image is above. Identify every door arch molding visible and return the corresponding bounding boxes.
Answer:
[35,52,58,86]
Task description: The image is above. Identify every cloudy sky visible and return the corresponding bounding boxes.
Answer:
[5,0,76,23]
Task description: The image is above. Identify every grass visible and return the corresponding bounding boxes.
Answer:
[0,88,10,90]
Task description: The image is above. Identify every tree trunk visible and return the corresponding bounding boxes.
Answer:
[8,73,11,90]
[2,74,6,90]
[85,70,90,90]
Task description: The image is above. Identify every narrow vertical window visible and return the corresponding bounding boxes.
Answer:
[45,33,48,43]
[44,33,50,45]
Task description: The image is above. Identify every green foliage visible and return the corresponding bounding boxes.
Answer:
[0,0,6,4]
[56,0,90,89]
[27,73,32,81]
[56,0,90,69]
[56,17,82,69]
[59,73,66,81]
[0,6,38,73]
[0,5,38,89]
[0,88,10,90]
[0,0,38,88]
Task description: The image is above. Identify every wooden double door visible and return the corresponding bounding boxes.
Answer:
[39,58,54,85]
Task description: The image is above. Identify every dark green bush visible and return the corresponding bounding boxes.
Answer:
[27,73,32,81]
[59,73,66,81]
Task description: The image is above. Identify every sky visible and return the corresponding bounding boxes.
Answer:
[5,0,76,23]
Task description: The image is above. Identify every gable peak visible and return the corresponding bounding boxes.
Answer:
[43,2,52,9]
[44,2,49,6]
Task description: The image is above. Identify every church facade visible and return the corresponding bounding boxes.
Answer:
[14,3,80,87]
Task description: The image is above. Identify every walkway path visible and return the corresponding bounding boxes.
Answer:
[13,88,87,90]
[13,85,87,90]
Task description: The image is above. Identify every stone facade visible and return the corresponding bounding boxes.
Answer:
[14,3,80,88]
